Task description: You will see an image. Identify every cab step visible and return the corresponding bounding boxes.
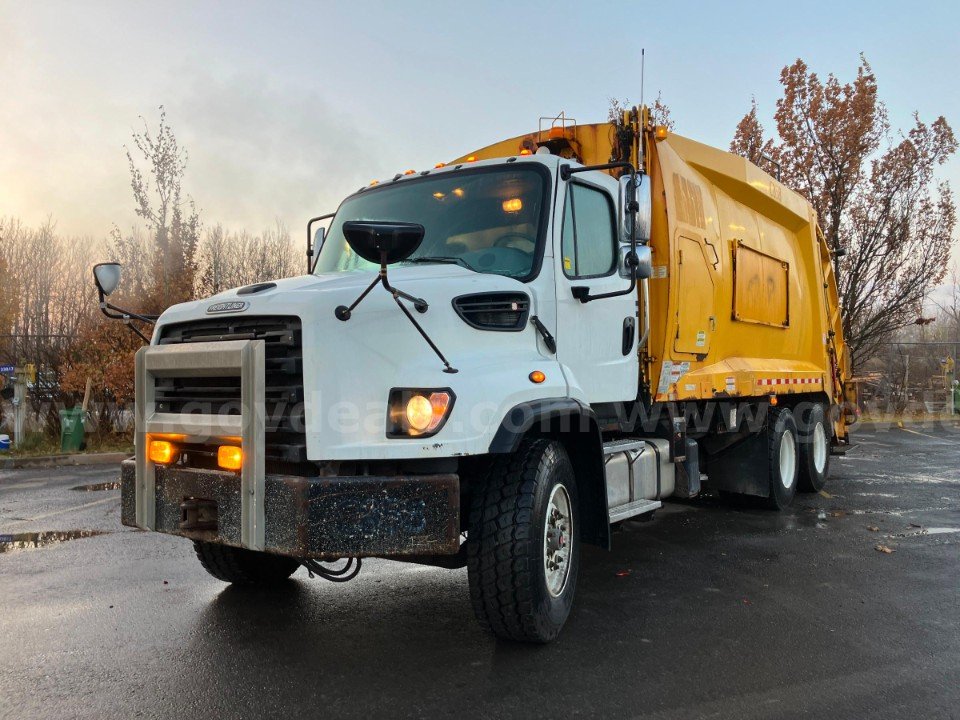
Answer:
[609,498,662,524]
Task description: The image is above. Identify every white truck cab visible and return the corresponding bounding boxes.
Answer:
[107,150,675,644]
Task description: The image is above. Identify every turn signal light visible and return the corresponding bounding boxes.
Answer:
[218,445,243,471]
[529,370,546,384]
[148,440,177,465]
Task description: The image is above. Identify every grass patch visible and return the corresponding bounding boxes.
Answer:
[2,431,133,457]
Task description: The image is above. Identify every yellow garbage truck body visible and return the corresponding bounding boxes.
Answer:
[455,113,854,443]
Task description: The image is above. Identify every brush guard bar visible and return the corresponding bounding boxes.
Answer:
[135,339,267,548]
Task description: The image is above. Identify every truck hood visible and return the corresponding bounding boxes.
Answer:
[153,266,565,461]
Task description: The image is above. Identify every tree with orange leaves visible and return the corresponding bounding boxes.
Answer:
[730,56,957,366]
[731,57,957,369]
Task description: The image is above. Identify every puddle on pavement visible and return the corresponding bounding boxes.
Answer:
[889,526,960,538]
[71,481,121,492]
[0,529,108,552]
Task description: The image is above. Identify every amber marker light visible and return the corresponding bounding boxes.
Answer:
[218,445,243,471]
[769,394,779,407]
[403,169,416,175]
[465,155,477,162]
[529,370,546,384]
[655,125,669,141]
[502,198,523,213]
[519,148,532,156]
[148,439,177,465]
[434,162,446,168]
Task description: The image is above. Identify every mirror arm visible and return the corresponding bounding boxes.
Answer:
[562,161,643,303]
[99,298,158,324]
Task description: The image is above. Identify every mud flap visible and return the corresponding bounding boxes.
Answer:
[703,429,771,498]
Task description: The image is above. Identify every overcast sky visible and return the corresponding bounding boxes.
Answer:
[2,0,959,250]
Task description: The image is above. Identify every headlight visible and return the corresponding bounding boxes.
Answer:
[388,388,455,438]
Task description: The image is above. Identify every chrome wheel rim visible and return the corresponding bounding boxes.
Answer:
[813,422,828,474]
[543,483,573,598]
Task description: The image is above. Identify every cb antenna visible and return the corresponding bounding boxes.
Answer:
[640,48,645,111]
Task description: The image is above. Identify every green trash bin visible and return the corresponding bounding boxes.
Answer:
[60,407,86,452]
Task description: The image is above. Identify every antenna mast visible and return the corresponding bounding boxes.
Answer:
[640,48,645,111]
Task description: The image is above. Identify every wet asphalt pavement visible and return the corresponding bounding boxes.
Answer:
[1,423,959,720]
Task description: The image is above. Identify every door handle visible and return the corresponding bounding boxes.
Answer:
[622,317,636,356]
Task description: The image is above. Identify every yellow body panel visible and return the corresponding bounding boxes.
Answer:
[457,117,852,441]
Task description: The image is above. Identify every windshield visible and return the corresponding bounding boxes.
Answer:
[313,165,548,280]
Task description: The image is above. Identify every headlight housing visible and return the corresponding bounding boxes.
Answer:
[387,388,455,438]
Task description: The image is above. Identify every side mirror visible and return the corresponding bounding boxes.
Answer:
[313,226,326,252]
[620,245,653,280]
[619,174,652,245]
[341,221,425,264]
[93,262,122,297]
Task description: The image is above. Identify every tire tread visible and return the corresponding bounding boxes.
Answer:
[193,541,299,584]
[467,438,556,642]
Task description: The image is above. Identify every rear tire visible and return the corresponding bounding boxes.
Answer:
[193,541,300,584]
[467,438,580,643]
[797,402,831,493]
[765,407,799,510]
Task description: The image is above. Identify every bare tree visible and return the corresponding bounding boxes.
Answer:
[933,264,960,343]
[196,220,299,296]
[124,106,200,311]
[608,92,674,129]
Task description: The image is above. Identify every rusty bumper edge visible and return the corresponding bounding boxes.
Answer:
[120,459,459,559]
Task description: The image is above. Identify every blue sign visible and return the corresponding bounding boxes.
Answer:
[0,365,14,375]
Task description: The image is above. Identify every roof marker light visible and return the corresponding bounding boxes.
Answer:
[465,155,477,162]
[519,148,532,156]
[435,162,446,168]
[403,169,416,175]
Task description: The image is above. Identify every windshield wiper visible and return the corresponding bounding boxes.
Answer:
[405,256,477,272]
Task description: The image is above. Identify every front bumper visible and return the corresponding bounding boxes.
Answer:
[120,460,460,559]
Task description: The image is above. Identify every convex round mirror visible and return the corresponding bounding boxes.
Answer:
[93,262,122,296]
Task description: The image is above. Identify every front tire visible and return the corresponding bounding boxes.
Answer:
[467,438,580,643]
[797,402,831,492]
[765,407,799,510]
[193,541,300,585]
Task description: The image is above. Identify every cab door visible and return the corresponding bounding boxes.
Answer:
[553,178,639,404]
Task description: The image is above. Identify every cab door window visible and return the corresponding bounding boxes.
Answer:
[561,183,617,278]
